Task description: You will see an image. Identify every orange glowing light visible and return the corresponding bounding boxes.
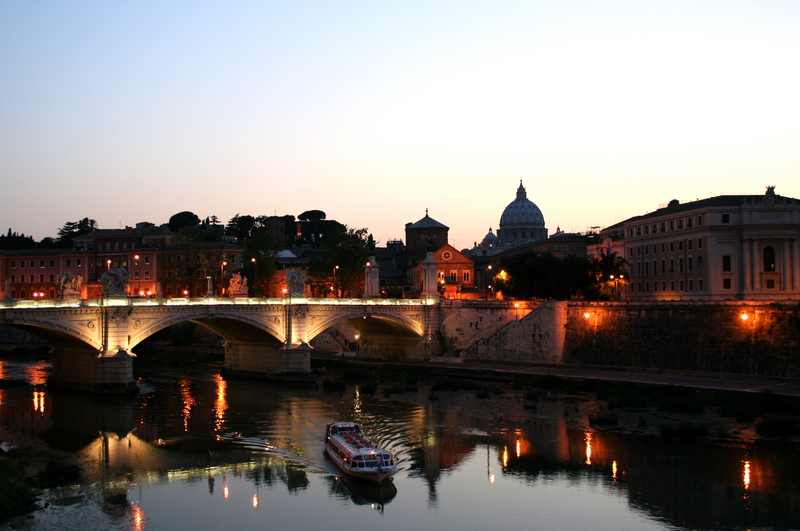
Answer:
[584,432,593,465]
[612,460,618,480]
[0,360,4,380]
[250,257,256,263]
[139,290,145,296]
[131,503,144,531]
[213,373,228,433]
[0,390,5,407]
[583,311,592,320]
[740,312,750,322]
[282,287,288,295]
[182,289,189,296]
[223,484,230,500]
[743,460,751,490]
[33,390,46,414]
[515,439,521,458]
[252,494,259,509]
[179,378,196,432]
[134,254,140,261]
[502,446,509,468]
[222,261,228,267]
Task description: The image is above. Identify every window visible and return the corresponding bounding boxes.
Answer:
[134,272,140,280]
[721,213,730,224]
[670,259,675,273]
[687,218,693,228]
[698,255,704,266]
[662,281,666,291]
[670,281,675,291]
[763,246,776,272]
[689,279,694,290]
[766,279,775,289]
[697,215,703,226]
[670,220,675,230]
[678,241,683,250]
[49,260,54,267]
[670,242,675,251]
[463,271,470,282]
[39,274,44,282]
[723,278,732,289]
[697,239,702,248]
[678,219,684,230]
[10,275,15,283]
[688,240,693,250]
[144,256,150,265]
[76,259,81,266]
[679,280,684,291]
[688,257,693,272]
[49,274,54,282]
[661,243,666,252]
[39,260,44,268]
[662,260,666,273]
[10,261,15,268]
[66,259,71,267]
[679,258,684,273]
[699,279,703,290]
[660,222,666,232]
[722,255,732,272]
[144,271,150,280]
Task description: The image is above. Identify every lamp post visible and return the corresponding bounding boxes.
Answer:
[206,275,212,297]
[332,265,340,298]
[282,287,291,348]
[486,265,493,300]
[220,260,228,296]
[106,259,112,271]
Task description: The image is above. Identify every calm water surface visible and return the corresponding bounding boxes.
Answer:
[1,357,799,530]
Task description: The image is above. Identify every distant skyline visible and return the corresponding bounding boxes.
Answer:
[2,1,799,249]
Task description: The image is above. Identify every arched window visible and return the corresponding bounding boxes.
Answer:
[763,246,776,272]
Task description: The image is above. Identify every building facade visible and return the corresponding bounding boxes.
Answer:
[621,187,800,300]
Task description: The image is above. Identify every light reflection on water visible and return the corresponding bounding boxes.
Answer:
[1,361,799,530]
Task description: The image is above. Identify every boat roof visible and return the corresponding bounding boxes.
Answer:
[330,421,359,428]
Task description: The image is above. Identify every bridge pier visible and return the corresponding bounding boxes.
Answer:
[50,347,136,394]
[223,340,311,379]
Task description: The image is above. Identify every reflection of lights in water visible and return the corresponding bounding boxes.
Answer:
[131,502,145,531]
[353,387,362,417]
[584,432,593,466]
[26,361,48,386]
[612,460,618,481]
[33,390,46,414]
[502,446,509,468]
[0,389,5,407]
[0,360,5,379]
[489,473,496,485]
[515,439,521,459]
[179,378,196,432]
[743,460,751,490]
[223,485,230,500]
[252,494,259,509]
[425,433,436,447]
[213,373,228,433]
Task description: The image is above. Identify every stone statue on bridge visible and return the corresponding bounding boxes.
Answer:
[99,268,129,297]
[227,272,249,296]
[58,273,84,300]
[286,269,307,297]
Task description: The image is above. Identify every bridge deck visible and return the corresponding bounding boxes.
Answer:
[0,297,436,310]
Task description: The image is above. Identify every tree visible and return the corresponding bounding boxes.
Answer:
[168,211,200,232]
[56,218,97,246]
[209,215,220,226]
[0,229,36,250]
[226,214,256,240]
[298,210,326,222]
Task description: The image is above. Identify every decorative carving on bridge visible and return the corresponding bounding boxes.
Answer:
[227,273,249,296]
[99,268,129,297]
[87,321,95,328]
[58,273,83,300]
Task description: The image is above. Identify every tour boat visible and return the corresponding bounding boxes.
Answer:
[325,422,397,483]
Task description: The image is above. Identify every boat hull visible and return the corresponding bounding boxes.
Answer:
[325,445,395,483]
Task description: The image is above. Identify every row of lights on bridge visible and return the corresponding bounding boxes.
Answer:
[582,309,756,324]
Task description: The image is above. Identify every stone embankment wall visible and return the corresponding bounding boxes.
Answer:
[564,302,800,376]
[461,301,567,363]
[440,301,537,353]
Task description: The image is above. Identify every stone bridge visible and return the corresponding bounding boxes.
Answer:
[0,297,439,392]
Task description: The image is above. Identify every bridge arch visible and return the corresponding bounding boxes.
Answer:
[301,307,425,344]
[0,314,102,351]
[127,308,285,350]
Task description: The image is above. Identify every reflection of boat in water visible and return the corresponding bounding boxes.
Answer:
[325,422,396,483]
[327,468,398,511]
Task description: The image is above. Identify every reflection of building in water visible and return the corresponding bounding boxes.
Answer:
[33,390,46,414]
[0,360,5,380]
[25,360,48,386]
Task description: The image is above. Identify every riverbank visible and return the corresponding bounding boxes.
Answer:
[312,355,800,398]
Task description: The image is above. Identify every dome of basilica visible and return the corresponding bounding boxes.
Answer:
[499,181,545,228]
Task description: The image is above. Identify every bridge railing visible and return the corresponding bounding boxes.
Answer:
[0,296,438,310]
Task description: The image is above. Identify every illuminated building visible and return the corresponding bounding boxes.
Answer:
[612,187,800,300]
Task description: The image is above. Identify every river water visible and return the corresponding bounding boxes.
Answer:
[1,356,799,530]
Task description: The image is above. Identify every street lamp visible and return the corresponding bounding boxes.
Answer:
[106,259,112,271]
[332,265,340,297]
[514,302,520,320]
[486,265,493,300]
[206,275,212,297]
[220,260,228,296]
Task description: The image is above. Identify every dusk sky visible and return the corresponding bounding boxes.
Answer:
[2,1,799,249]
